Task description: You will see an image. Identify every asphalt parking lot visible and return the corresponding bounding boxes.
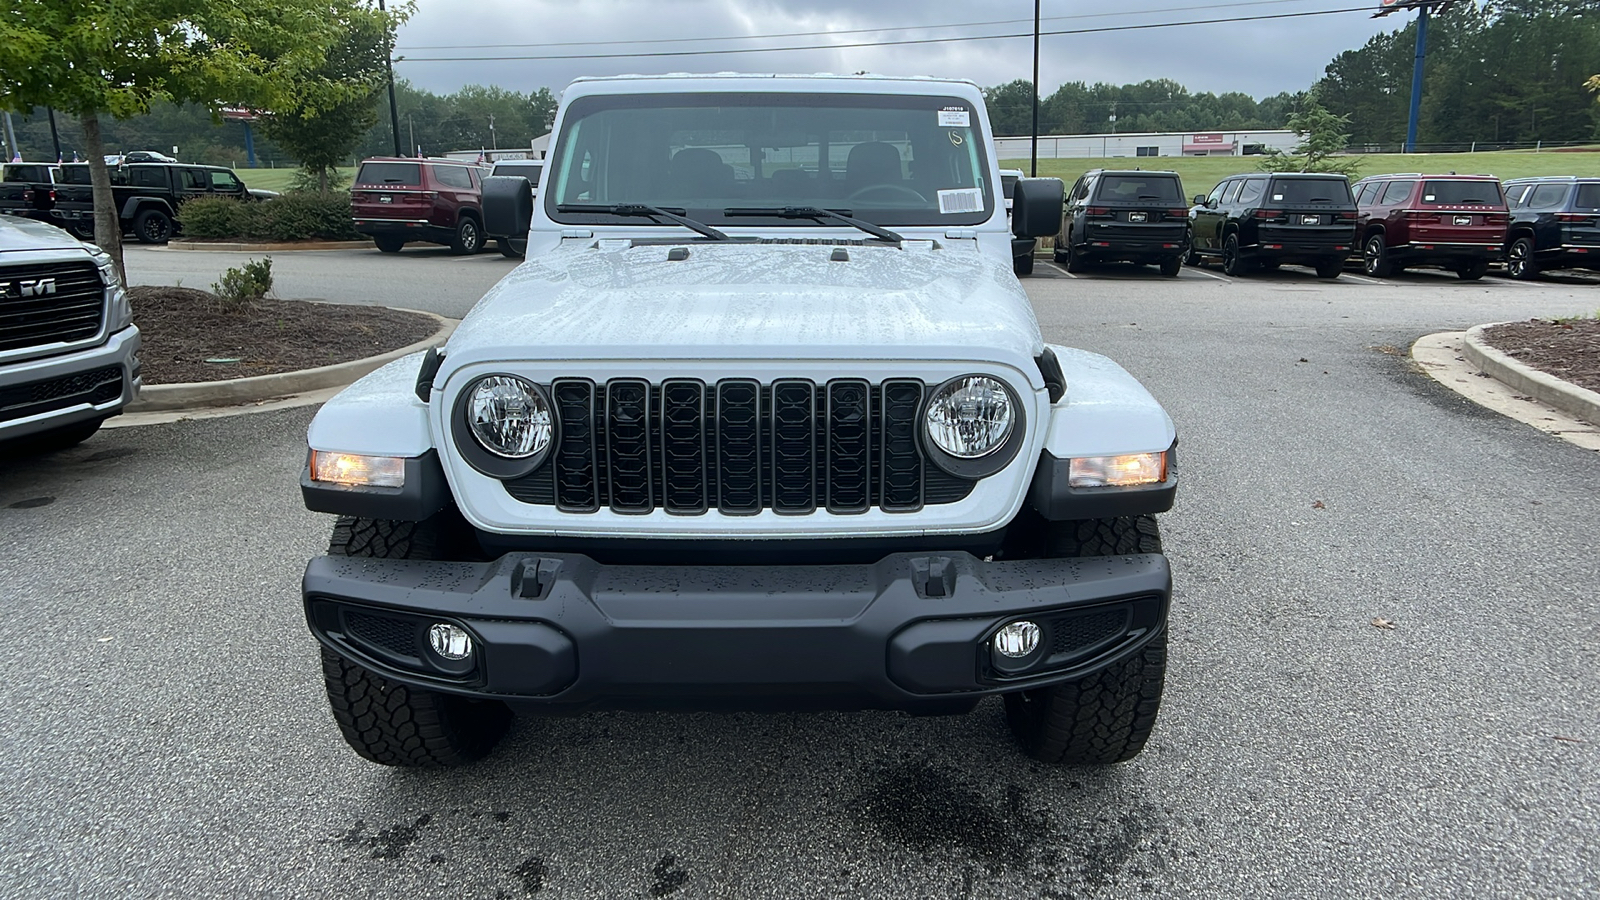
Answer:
[2,250,1597,899]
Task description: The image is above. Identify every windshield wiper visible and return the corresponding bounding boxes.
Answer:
[723,206,904,243]
[556,203,729,241]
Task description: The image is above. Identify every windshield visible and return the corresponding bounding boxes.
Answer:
[1268,178,1352,204]
[1095,175,1182,203]
[547,92,994,227]
[1420,180,1502,205]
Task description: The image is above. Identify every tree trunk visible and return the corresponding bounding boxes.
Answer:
[79,114,127,285]
[319,166,328,197]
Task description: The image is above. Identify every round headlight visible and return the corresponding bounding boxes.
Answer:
[467,375,552,459]
[925,375,1015,459]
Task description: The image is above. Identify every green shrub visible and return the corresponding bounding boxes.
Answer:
[179,196,248,239]
[211,257,274,310]
[177,191,360,242]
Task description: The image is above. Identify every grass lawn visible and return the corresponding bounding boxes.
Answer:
[999,149,1600,196]
[234,166,357,194]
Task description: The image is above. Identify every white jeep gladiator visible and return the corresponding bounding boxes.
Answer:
[0,216,140,450]
[299,74,1177,768]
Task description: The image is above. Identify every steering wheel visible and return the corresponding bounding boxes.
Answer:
[847,184,928,204]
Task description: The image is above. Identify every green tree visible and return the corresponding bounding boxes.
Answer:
[1259,97,1361,176]
[0,0,405,278]
[257,9,399,195]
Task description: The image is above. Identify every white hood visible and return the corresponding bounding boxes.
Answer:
[441,241,1045,370]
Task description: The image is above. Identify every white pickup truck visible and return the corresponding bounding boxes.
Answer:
[298,74,1177,769]
[0,216,140,450]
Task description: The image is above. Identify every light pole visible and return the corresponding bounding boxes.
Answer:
[378,0,402,157]
[489,114,496,151]
[1030,0,1040,177]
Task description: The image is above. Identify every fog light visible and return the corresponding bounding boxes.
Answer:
[311,450,405,488]
[993,621,1041,659]
[1069,452,1167,488]
[428,623,473,660]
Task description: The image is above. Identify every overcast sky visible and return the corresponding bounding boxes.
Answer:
[391,0,1403,101]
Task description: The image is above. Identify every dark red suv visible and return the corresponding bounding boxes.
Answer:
[351,157,490,254]
[1351,174,1508,280]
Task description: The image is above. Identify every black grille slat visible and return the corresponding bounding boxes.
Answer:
[661,380,708,514]
[503,376,982,514]
[552,379,599,511]
[770,380,816,514]
[0,262,104,353]
[716,379,762,514]
[606,379,653,513]
[880,380,924,511]
[826,379,871,514]
[0,365,121,423]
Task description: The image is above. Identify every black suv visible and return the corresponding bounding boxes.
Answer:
[48,162,255,242]
[1500,176,1600,280]
[1187,172,1356,279]
[1053,169,1189,276]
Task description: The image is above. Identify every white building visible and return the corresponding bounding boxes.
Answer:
[994,130,1298,161]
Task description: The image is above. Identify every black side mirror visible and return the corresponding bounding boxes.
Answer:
[1192,194,1206,206]
[1011,177,1066,239]
[482,175,533,239]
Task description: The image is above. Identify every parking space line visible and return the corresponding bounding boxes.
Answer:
[1342,273,1382,285]
[1045,261,1077,278]
[1185,267,1231,282]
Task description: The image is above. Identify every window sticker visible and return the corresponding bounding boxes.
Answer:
[1272,193,1284,201]
[937,188,983,214]
[938,108,970,128]
[1423,194,1436,202]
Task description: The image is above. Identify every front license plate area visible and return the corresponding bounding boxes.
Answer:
[1454,215,1472,226]
[1128,211,1147,223]
[1301,215,1320,225]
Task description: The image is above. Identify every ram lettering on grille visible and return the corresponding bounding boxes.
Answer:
[505,378,976,515]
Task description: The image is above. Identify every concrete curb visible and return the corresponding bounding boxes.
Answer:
[126,310,455,413]
[1462,323,1600,427]
[165,239,375,251]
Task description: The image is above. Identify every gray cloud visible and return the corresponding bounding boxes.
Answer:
[393,0,1397,99]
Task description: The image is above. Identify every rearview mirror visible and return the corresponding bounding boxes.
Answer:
[1011,177,1066,239]
[482,175,533,240]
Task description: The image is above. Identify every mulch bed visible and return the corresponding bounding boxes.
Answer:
[129,286,438,384]
[1479,318,1600,395]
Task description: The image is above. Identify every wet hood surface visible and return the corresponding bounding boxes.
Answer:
[0,216,90,254]
[445,242,1044,365]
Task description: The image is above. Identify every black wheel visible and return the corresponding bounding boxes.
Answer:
[1014,253,1035,276]
[498,237,525,259]
[1221,233,1250,276]
[1003,515,1168,765]
[320,514,511,767]
[1158,255,1181,277]
[1063,244,1088,274]
[449,216,482,255]
[67,219,97,240]
[133,209,172,244]
[1507,237,1539,281]
[374,236,405,254]
[1184,244,1205,267]
[1315,258,1343,280]
[1362,232,1393,278]
[1456,259,1489,281]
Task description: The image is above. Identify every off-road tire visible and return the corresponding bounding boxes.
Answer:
[1158,256,1181,277]
[1363,232,1393,278]
[1314,258,1343,280]
[1221,233,1249,277]
[1003,515,1167,764]
[1457,259,1489,281]
[1184,244,1204,267]
[1507,236,1539,281]
[133,208,173,244]
[449,216,482,255]
[1063,244,1088,273]
[1014,253,1035,276]
[320,648,511,768]
[374,236,406,254]
[320,513,510,767]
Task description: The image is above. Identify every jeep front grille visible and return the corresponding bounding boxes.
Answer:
[0,261,105,353]
[504,379,976,515]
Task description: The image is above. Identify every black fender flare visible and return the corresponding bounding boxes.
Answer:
[120,196,175,222]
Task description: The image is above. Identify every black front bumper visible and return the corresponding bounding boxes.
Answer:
[304,550,1170,712]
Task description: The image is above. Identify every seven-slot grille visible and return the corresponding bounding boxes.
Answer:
[0,261,105,353]
[504,378,977,515]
